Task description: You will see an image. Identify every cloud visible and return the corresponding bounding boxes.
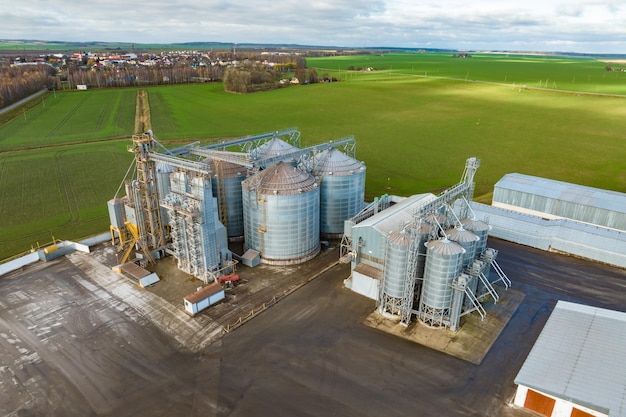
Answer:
[1,0,626,53]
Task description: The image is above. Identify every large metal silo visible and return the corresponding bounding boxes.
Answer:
[241,161,320,265]
[251,138,299,165]
[461,218,490,256]
[380,230,411,315]
[209,159,247,238]
[419,238,465,327]
[313,148,366,238]
[445,226,479,267]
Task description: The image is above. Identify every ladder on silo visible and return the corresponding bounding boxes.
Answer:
[478,272,499,303]
[462,288,486,320]
[491,260,511,288]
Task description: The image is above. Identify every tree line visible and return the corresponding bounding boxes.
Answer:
[0,51,316,108]
[0,65,57,108]
[64,65,224,89]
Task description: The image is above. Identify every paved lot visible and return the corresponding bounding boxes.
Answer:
[1,238,625,416]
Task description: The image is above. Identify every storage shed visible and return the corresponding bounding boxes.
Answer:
[183,283,225,316]
[492,173,626,231]
[514,301,626,417]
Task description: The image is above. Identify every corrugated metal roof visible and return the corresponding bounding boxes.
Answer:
[314,148,365,176]
[252,138,299,160]
[207,159,246,178]
[494,173,626,213]
[387,230,411,246]
[425,238,466,255]
[354,193,437,235]
[184,282,224,304]
[242,161,318,195]
[514,301,626,416]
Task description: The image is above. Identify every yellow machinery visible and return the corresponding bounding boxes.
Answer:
[110,221,152,265]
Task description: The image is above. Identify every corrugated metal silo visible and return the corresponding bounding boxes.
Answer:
[156,162,173,224]
[461,218,490,256]
[241,161,320,265]
[381,230,411,305]
[209,159,247,238]
[155,162,173,200]
[420,238,465,326]
[313,148,366,238]
[445,226,479,267]
[251,138,299,165]
[411,221,432,279]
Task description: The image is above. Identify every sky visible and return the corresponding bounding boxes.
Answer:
[1,0,626,54]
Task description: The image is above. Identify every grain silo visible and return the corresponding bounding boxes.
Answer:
[445,226,479,267]
[241,161,320,265]
[412,221,433,279]
[460,218,490,256]
[251,137,299,165]
[313,148,366,239]
[419,238,465,327]
[379,229,411,316]
[155,162,173,200]
[156,161,173,224]
[208,159,247,239]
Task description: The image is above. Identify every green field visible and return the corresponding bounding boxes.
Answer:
[1,52,626,260]
[309,53,626,94]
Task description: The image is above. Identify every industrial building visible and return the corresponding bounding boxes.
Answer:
[341,157,510,330]
[469,174,626,269]
[493,173,626,231]
[108,128,365,282]
[514,301,626,417]
[108,127,512,332]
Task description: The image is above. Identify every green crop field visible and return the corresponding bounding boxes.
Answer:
[309,53,626,95]
[1,52,626,260]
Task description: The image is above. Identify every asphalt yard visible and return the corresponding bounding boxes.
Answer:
[1,238,625,416]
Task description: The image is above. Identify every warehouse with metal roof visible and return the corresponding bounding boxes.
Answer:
[492,173,626,231]
[514,301,626,417]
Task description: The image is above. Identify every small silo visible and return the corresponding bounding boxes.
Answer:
[380,229,411,315]
[251,138,299,165]
[445,226,479,267]
[155,162,173,200]
[461,218,490,256]
[420,238,465,327]
[241,161,320,265]
[313,148,366,238]
[209,159,247,238]
[412,221,432,279]
[424,212,450,234]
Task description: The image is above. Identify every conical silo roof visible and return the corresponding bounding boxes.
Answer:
[445,227,479,243]
[461,218,490,232]
[314,148,365,176]
[243,161,317,195]
[387,230,411,246]
[252,138,299,160]
[207,159,246,179]
[425,238,465,255]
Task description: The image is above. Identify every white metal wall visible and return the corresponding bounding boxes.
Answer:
[469,202,626,268]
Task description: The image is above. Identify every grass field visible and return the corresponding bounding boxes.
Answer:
[1,52,625,260]
[309,53,626,94]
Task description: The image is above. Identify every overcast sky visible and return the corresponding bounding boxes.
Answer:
[2,0,626,54]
